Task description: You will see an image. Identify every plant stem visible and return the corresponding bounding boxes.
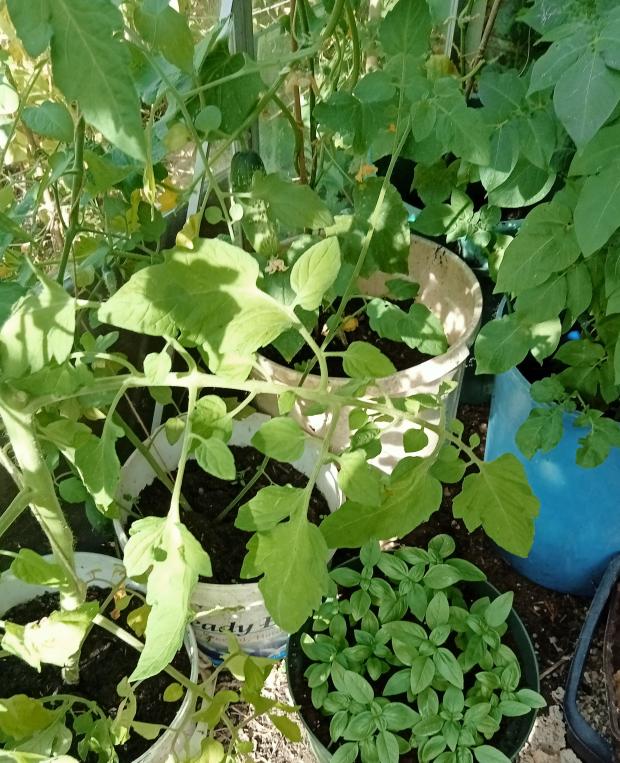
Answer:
[0,62,44,173]
[57,116,86,285]
[168,387,198,524]
[297,323,330,391]
[215,454,269,523]
[290,0,308,184]
[112,413,192,513]
[345,0,361,88]
[465,0,502,98]
[0,391,85,683]
[0,489,33,542]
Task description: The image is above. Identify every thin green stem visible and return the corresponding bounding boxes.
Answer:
[0,62,44,172]
[344,0,361,88]
[215,454,269,523]
[0,489,33,542]
[168,387,198,524]
[297,323,329,391]
[57,117,86,285]
[112,413,192,513]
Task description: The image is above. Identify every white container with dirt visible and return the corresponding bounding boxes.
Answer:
[114,413,342,660]
[0,552,200,763]
[254,235,482,472]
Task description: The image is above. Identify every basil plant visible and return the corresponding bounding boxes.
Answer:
[299,536,545,763]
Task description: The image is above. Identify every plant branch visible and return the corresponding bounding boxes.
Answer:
[465,0,502,98]
[57,116,86,285]
[215,454,269,523]
[0,489,33,542]
[168,386,198,524]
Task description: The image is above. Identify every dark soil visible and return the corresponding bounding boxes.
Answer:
[263,298,433,376]
[135,446,330,584]
[2,588,190,762]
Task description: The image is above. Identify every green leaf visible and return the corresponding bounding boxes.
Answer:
[255,515,330,632]
[0,282,26,327]
[516,688,547,709]
[570,123,620,176]
[321,459,442,548]
[196,106,222,134]
[202,49,262,136]
[434,79,491,165]
[403,428,429,453]
[516,407,564,459]
[424,564,462,590]
[498,699,531,716]
[554,50,620,148]
[98,238,293,367]
[290,237,341,310]
[75,423,122,511]
[251,417,306,462]
[10,549,68,588]
[6,0,52,56]
[2,602,98,670]
[528,29,588,93]
[191,395,232,442]
[566,263,593,321]
[124,516,212,680]
[426,591,449,629]
[195,438,236,480]
[338,450,384,506]
[0,695,57,741]
[575,412,620,468]
[434,648,464,688]
[474,314,533,375]
[410,656,436,694]
[574,165,620,255]
[514,274,567,323]
[47,0,145,160]
[143,351,172,384]
[0,274,75,379]
[134,0,194,74]
[474,745,511,763]
[269,714,302,742]
[236,485,304,531]
[342,341,396,378]
[386,278,420,301]
[495,203,580,294]
[335,669,374,704]
[339,178,410,275]
[331,743,359,763]
[376,730,400,763]
[22,101,74,142]
[382,702,419,731]
[555,339,605,367]
[485,591,513,628]
[399,304,449,356]
[379,0,431,57]
[58,476,89,504]
[162,683,184,702]
[452,454,539,557]
[252,173,333,230]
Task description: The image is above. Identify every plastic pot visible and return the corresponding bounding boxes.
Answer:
[564,555,620,763]
[286,578,540,762]
[485,303,620,595]
[115,413,343,660]
[254,235,482,473]
[0,552,199,763]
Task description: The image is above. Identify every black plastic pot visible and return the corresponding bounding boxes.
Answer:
[565,555,620,763]
[287,578,540,762]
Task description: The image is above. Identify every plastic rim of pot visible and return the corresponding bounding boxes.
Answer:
[114,412,343,660]
[0,552,200,763]
[286,578,540,762]
[253,235,483,474]
[485,300,620,596]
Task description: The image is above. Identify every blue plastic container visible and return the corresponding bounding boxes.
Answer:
[485,366,620,596]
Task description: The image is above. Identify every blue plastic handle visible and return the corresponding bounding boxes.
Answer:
[564,555,620,763]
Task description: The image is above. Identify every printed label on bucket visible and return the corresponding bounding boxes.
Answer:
[191,583,288,658]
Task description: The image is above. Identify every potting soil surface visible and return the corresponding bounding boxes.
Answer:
[1,588,190,761]
[135,445,330,583]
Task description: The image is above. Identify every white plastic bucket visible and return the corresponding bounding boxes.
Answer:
[254,235,483,472]
[0,552,199,763]
[115,413,343,659]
